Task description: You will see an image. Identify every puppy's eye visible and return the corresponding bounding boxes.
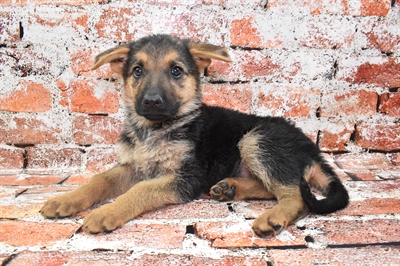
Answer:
[171,66,183,78]
[133,66,142,78]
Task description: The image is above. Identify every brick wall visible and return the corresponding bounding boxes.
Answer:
[0,0,399,174]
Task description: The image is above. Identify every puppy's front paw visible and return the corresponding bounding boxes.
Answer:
[210,180,237,201]
[83,204,126,233]
[40,195,84,218]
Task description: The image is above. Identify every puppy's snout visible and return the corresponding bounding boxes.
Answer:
[143,94,163,108]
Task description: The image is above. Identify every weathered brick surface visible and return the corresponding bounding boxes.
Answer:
[355,122,400,151]
[380,92,400,117]
[0,174,65,186]
[335,153,393,170]
[194,221,306,248]
[320,90,378,118]
[318,122,354,152]
[269,246,400,266]
[85,147,117,173]
[72,115,122,145]
[0,117,61,145]
[0,10,20,43]
[338,57,400,88]
[84,223,187,250]
[69,79,119,114]
[0,220,80,247]
[0,146,24,174]
[1,1,400,264]
[256,85,320,118]
[0,80,52,113]
[311,219,400,245]
[26,147,82,174]
[202,83,252,113]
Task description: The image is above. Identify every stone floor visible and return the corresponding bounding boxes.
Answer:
[1,153,400,265]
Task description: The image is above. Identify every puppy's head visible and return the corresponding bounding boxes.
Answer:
[92,35,231,126]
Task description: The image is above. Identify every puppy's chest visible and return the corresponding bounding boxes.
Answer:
[118,136,191,178]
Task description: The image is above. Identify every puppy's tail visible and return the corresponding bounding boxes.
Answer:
[300,161,349,214]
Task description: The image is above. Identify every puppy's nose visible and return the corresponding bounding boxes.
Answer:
[143,94,163,108]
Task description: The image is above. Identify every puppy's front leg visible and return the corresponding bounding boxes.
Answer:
[40,164,135,218]
[83,174,181,233]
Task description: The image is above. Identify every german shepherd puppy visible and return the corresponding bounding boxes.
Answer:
[40,34,349,238]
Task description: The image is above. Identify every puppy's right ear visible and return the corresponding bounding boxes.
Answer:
[91,45,130,75]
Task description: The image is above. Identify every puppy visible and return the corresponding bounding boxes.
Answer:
[40,34,349,238]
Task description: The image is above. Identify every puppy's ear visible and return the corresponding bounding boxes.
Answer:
[91,45,130,74]
[189,42,232,73]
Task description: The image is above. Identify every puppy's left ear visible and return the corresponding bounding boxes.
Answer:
[91,45,130,75]
[189,42,232,73]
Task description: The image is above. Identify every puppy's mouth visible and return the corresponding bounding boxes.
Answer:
[142,114,170,122]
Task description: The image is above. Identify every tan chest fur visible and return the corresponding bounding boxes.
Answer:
[118,135,192,179]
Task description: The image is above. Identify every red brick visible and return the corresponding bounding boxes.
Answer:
[343,169,378,181]
[85,223,186,249]
[0,254,11,265]
[230,16,262,48]
[138,200,229,220]
[0,147,24,174]
[16,186,76,202]
[194,221,305,248]
[72,116,122,145]
[334,198,400,216]
[63,173,92,185]
[380,92,400,117]
[320,90,378,117]
[207,50,280,82]
[0,202,43,219]
[95,7,151,42]
[70,49,116,79]
[202,83,252,113]
[0,174,66,186]
[335,153,393,170]
[311,219,400,245]
[0,220,80,247]
[269,246,400,266]
[86,147,117,173]
[256,85,320,118]
[0,80,51,112]
[318,122,354,152]
[26,147,82,174]
[69,79,119,114]
[360,0,391,16]
[340,57,400,88]
[0,117,60,145]
[355,122,400,151]
[0,11,20,43]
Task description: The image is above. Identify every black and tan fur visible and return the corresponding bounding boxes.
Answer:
[40,35,349,238]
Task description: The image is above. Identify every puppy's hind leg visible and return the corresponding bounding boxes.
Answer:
[40,164,136,219]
